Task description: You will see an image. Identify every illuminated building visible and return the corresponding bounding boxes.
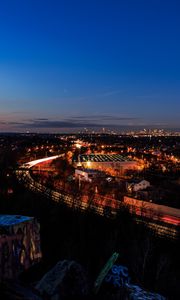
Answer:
[73,154,137,176]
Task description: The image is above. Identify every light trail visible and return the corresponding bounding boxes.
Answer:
[17,154,180,238]
[22,155,61,169]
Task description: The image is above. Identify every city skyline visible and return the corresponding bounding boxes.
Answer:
[0,0,180,132]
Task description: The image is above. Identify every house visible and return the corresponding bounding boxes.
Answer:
[127,179,150,192]
[75,168,105,182]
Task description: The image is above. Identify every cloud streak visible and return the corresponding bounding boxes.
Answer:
[16,115,140,129]
[70,115,139,121]
[19,120,112,129]
[1,114,178,132]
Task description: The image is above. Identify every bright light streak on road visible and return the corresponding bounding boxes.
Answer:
[16,154,180,238]
[23,155,61,169]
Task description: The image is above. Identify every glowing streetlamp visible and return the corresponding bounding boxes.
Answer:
[87,161,91,168]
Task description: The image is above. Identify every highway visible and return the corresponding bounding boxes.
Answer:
[16,155,180,238]
[16,154,90,211]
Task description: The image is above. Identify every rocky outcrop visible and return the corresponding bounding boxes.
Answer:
[36,260,89,299]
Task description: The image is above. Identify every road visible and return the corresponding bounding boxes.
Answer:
[16,154,91,211]
[16,155,180,238]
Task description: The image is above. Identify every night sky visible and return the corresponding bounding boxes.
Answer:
[0,0,180,132]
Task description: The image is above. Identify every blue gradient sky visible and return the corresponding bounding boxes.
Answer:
[0,0,180,132]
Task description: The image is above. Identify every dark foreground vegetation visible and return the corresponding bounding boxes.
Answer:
[0,174,180,299]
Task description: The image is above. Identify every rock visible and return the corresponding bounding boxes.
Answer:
[36,260,89,299]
